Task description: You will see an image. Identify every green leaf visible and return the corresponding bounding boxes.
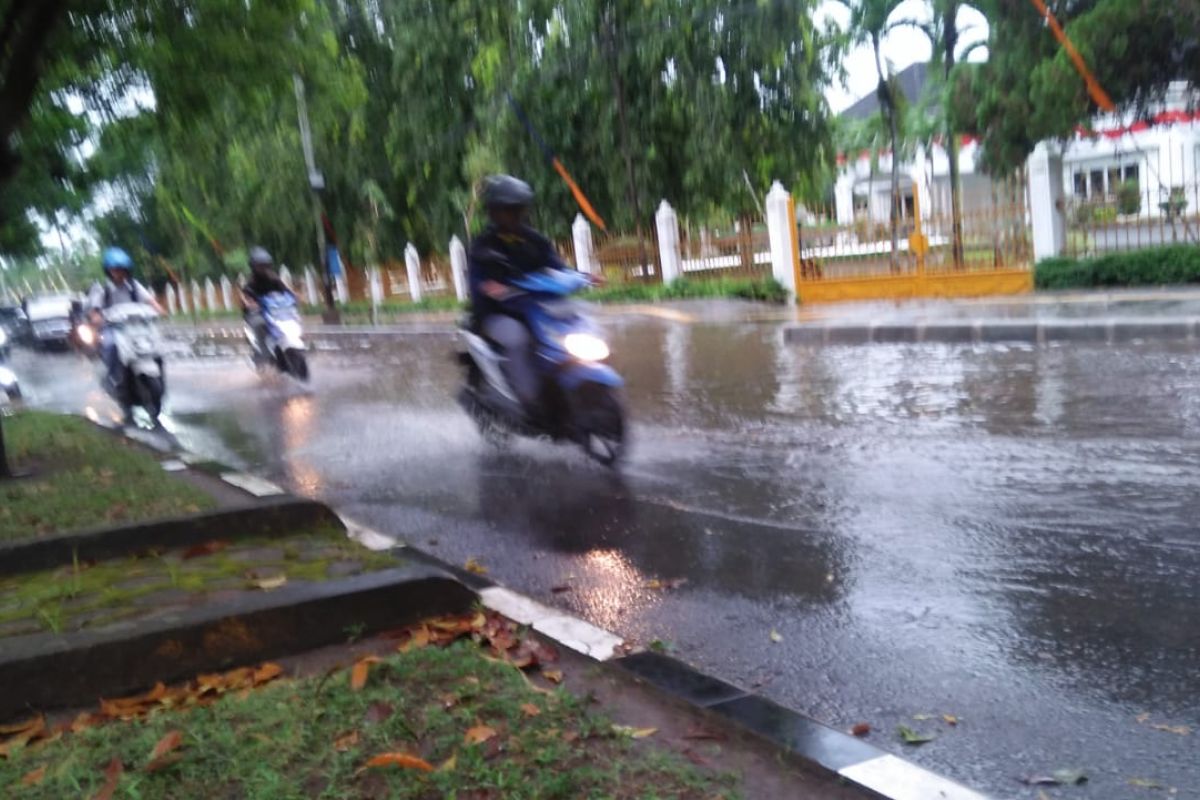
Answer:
[896,725,936,745]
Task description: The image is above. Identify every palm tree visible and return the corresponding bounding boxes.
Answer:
[838,0,907,267]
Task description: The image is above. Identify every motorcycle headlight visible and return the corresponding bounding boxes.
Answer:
[0,366,16,386]
[277,320,303,339]
[563,333,610,362]
[76,325,95,346]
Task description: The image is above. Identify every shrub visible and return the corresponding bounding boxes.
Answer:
[1036,245,1200,289]
[1117,181,1142,216]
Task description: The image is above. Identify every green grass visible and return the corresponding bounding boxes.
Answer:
[585,277,789,305]
[1036,245,1200,290]
[0,526,398,635]
[0,412,217,541]
[0,642,737,799]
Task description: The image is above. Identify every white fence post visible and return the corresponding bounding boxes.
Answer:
[204,278,218,311]
[166,284,177,316]
[1028,142,1066,260]
[190,279,203,311]
[404,243,423,303]
[449,235,469,302]
[765,181,798,302]
[335,275,348,304]
[655,200,683,283]
[571,214,598,275]
[304,267,319,306]
[368,266,383,324]
[178,283,191,314]
[220,276,233,311]
[279,265,294,289]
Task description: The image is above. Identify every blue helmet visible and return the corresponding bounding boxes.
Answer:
[102,246,134,276]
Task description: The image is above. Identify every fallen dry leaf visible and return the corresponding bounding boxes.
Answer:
[682,748,711,767]
[942,714,959,726]
[333,730,360,752]
[542,669,563,684]
[769,629,783,643]
[249,573,288,591]
[464,725,497,745]
[562,730,580,743]
[851,723,871,737]
[612,725,657,739]
[21,765,46,786]
[181,540,230,559]
[0,716,44,736]
[399,625,431,653]
[363,752,435,772]
[521,703,541,718]
[0,715,45,757]
[1150,723,1191,736]
[144,730,183,771]
[350,656,381,691]
[439,754,457,772]
[253,663,284,685]
[464,558,488,575]
[91,757,124,800]
[1136,712,1152,724]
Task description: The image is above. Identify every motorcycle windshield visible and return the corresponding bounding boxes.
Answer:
[262,293,299,319]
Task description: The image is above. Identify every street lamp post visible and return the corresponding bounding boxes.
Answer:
[292,74,340,324]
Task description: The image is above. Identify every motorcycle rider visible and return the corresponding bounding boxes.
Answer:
[87,247,163,418]
[468,175,583,417]
[239,246,293,350]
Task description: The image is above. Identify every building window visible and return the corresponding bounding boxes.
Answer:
[1072,163,1141,200]
[1089,169,1104,198]
[1074,172,1087,198]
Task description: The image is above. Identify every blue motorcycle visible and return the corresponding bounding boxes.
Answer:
[458,269,627,466]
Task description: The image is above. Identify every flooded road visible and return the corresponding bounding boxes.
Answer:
[10,317,1200,798]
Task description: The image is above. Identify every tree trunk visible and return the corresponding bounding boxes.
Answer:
[943,1,965,269]
[873,34,900,271]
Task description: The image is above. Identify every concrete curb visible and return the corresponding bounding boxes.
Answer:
[0,563,475,721]
[785,317,1199,347]
[0,499,341,577]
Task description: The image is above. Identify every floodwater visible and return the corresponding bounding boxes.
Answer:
[10,316,1200,799]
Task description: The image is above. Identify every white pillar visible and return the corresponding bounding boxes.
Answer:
[765,181,798,302]
[571,214,598,275]
[449,235,469,302]
[655,200,683,284]
[335,275,348,304]
[219,275,233,311]
[404,242,423,303]
[1028,142,1066,260]
[166,284,177,316]
[178,283,191,314]
[279,265,293,289]
[304,267,319,306]
[369,266,383,306]
[204,278,217,311]
[909,144,931,223]
[190,279,203,311]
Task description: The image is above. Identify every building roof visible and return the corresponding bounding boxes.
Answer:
[840,62,931,120]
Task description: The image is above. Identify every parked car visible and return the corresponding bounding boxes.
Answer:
[23,294,76,350]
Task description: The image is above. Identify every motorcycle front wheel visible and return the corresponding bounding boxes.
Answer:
[574,384,626,467]
[284,348,309,381]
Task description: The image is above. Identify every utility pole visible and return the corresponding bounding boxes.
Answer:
[293,74,339,323]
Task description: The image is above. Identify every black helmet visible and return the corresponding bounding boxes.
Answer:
[483,175,534,209]
[248,246,273,270]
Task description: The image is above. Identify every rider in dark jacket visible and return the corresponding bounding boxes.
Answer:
[468,176,573,414]
[240,247,293,347]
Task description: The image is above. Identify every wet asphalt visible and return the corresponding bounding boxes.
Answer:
[8,312,1200,799]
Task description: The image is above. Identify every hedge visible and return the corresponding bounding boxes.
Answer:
[1036,245,1200,290]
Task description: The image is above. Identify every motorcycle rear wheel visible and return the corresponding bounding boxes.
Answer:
[284,348,309,381]
[576,384,626,467]
[134,373,164,423]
